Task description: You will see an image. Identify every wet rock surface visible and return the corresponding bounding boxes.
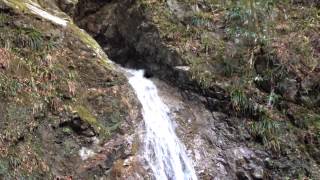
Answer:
[154,79,266,179]
[0,0,319,179]
[154,78,320,179]
[58,0,319,179]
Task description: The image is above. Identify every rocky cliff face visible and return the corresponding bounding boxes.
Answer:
[60,0,319,179]
[0,1,143,179]
[0,0,319,179]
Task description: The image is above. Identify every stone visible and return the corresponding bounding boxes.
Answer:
[277,78,298,102]
[174,66,190,71]
[236,170,250,180]
[252,167,264,180]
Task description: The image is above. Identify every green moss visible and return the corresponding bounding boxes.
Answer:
[74,105,111,139]
[75,105,97,125]
[68,24,111,64]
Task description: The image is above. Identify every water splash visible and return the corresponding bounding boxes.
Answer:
[127,69,197,180]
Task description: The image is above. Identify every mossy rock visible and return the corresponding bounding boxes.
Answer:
[75,105,97,125]
[74,105,110,139]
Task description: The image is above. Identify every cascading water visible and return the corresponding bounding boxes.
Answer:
[126,69,197,180]
[20,2,196,178]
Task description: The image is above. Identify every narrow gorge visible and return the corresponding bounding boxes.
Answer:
[0,0,319,179]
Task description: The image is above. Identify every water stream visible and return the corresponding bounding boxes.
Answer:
[126,69,197,180]
[18,2,197,178]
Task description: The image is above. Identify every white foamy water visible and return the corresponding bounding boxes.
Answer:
[127,69,197,180]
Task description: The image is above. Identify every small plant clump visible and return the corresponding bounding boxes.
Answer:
[250,115,281,152]
[230,88,251,113]
[15,28,44,51]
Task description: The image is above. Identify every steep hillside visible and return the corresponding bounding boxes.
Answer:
[0,0,142,179]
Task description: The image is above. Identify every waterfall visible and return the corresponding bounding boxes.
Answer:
[12,1,196,178]
[127,69,197,180]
